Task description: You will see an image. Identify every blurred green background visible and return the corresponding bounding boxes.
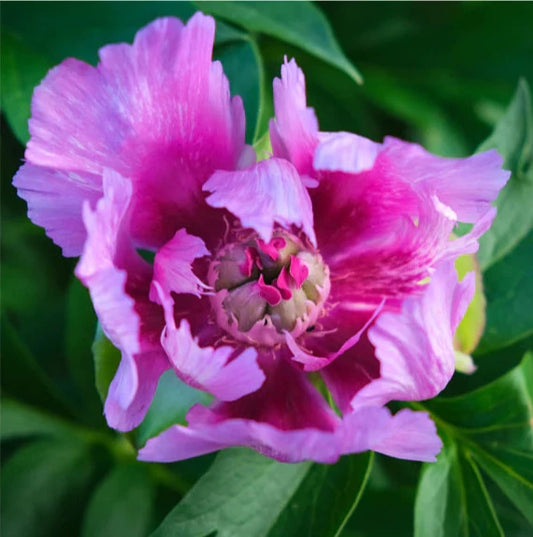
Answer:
[1,2,532,537]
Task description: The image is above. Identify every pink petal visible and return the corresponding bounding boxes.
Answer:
[139,356,341,463]
[312,131,508,305]
[257,274,283,305]
[319,335,380,413]
[314,132,380,174]
[75,169,167,431]
[203,157,316,245]
[269,58,319,176]
[149,228,210,304]
[351,262,475,409]
[289,255,309,287]
[381,137,510,223]
[22,14,250,250]
[138,358,441,463]
[285,302,382,371]
[153,281,265,401]
[13,164,102,257]
[340,407,442,462]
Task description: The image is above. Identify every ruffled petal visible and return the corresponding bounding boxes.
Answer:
[203,157,316,245]
[269,58,319,176]
[340,407,442,462]
[380,137,510,223]
[13,164,102,257]
[153,281,265,401]
[75,169,167,431]
[311,130,508,304]
[21,14,250,250]
[351,262,475,409]
[138,359,441,463]
[139,357,342,463]
[149,228,210,304]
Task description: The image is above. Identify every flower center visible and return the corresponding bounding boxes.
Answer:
[208,231,330,347]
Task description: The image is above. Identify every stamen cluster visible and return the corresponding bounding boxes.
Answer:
[208,232,330,346]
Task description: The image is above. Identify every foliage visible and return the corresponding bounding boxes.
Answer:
[1,2,532,536]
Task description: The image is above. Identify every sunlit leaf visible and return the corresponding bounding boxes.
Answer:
[92,325,121,403]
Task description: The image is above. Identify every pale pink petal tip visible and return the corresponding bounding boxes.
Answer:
[314,132,381,174]
[348,408,442,462]
[13,164,102,257]
[269,58,319,175]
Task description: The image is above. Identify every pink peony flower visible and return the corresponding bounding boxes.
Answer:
[14,13,510,464]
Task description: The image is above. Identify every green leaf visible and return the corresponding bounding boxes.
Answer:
[477,80,533,271]
[195,1,362,84]
[92,324,121,403]
[151,448,372,537]
[415,433,464,537]
[82,463,155,537]
[359,68,469,157]
[0,398,75,441]
[477,229,533,354]
[414,353,533,536]
[0,31,50,143]
[1,312,74,417]
[137,370,213,447]
[65,277,102,422]
[1,438,97,537]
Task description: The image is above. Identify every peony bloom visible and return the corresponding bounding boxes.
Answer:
[14,13,509,464]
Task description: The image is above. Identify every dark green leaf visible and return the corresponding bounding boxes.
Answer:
[472,447,533,525]
[65,277,102,422]
[414,353,533,536]
[0,31,50,143]
[359,67,469,156]
[195,1,362,84]
[1,438,96,537]
[151,448,372,537]
[82,463,155,537]
[477,230,533,354]
[137,370,212,447]
[267,452,373,537]
[0,398,75,441]
[1,312,74,417]
[477,80,533,270]
[92,324,121,402]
